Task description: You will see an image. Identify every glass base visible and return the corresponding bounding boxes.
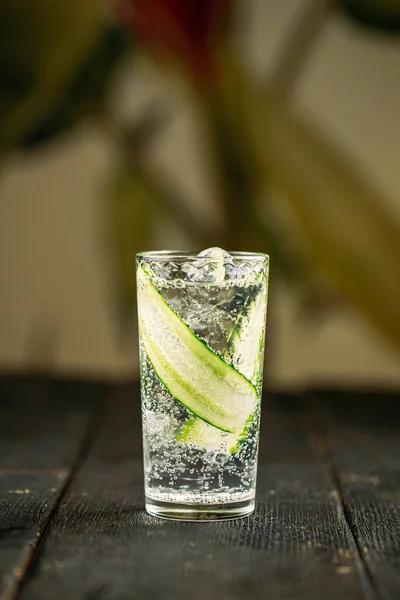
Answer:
[145,496,255,521]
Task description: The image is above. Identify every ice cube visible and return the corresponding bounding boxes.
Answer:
[225,259,256,282]
[184,247,231,283]
[198,247,230,259]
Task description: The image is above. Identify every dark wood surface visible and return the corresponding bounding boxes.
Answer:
[0,376,399,600]
[319,391,400,600]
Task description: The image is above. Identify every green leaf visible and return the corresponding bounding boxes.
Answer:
[0,0,104,150]
[235,65,400,352]
[22,24,132,150]
[106,171,153,333]
[204,60,316,287]
[340,0,400,33]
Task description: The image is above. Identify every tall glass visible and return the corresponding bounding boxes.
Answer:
[137,249,269,520]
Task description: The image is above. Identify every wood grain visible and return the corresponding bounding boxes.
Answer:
[0,376,103,600]
[18,385,373,600]
[321,391,400,600]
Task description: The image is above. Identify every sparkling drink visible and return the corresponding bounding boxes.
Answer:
[137,249,269,520]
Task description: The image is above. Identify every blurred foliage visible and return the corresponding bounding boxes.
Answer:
[0,0,400,355]
[117,0,229,87]
[22,24,132,150]
[204,70,313,285]
[339,0,400,32]
[107,171,152,328]
[226,59,400,349]
[0,0,105,151]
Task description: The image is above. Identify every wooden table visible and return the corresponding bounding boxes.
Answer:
[0,375,399,600]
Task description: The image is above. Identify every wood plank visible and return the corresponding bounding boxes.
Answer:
[0,376,103,600]
[321,390,400,600]
[19,385,374,600]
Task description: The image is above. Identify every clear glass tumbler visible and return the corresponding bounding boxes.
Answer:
[137,249,269,520]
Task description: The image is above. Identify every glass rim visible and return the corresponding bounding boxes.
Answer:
[136,250,270,263]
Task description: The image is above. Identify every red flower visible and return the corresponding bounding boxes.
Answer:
[117,0,229,86]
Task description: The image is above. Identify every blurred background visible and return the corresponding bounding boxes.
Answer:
[0,0,399,389]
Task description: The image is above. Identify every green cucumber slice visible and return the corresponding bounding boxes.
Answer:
[178,417,237,453]
[137,265,258,433]
[227,286,267,384]
[179,284,267,451]
[177,414,254,455]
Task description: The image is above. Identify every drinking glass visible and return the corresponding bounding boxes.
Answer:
[137,249,269,520]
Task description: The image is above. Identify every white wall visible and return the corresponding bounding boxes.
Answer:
[0,0,399,386]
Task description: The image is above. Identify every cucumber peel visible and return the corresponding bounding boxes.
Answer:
[177,413,255,455]
[177,282,266,452]
[227,290,267,386]
[137,265,258,433]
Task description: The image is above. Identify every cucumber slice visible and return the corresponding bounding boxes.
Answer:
[177,415,254,455]
[179,284,267,451]
[178,417,237,453]
[228,290,267,387]
[137,265,258,433]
